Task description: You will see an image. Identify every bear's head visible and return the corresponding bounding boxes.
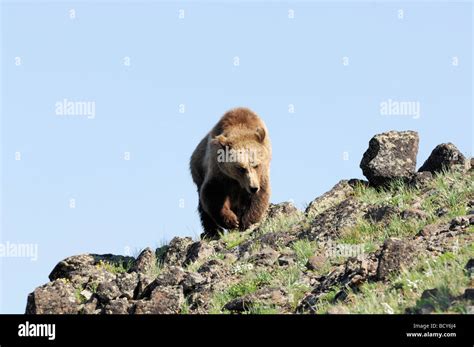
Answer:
[213,127,269,194]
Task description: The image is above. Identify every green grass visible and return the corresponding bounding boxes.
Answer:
[209,270,273,313]
[96,259,133,274]
[313,243,474,314]
[291,239,318,267]
[257,211,307,235]
[220,230,250,250]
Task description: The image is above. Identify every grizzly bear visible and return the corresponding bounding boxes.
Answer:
[190,107,271,238]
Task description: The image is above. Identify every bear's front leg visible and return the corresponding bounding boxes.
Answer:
[200,180,239,230]
[240,186,270,230]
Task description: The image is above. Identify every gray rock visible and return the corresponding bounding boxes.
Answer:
[25,280,80,314]
[48,254,134,282]
[116,272,139,299]
[306,255,327,271]
[401,208,428,221]
[300,197,368,241]
[104,297,132,314]
[96,281,121,303]
[224,287,286,313]
[376,238,417,280]
[464,288,474,301]
[418,143,468,174]
[364,205,400,224]
[133,286,184,314]
[184,241,214,266]
[305,179,365,217]
[139,266,185,299]
[163,237,194,267]
[182,272,206,293]
[266,201,301,219]
[249,247,280,266]
[360,130,419,187]
[130,248,156,274]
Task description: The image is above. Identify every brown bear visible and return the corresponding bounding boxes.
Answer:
[190,107,271,239]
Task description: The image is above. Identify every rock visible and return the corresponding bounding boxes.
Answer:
[266,201,301,219]
[224,288,286,312]
[239,232,295,257]
[130,248,156,274]
[305,179,365,217]
[163,237,194,267]
[463,288,474,301]
[364,205,400,224]
[360,130,419,187]
[418,223,444,237]
[184,241,214,266]
[421,288,439,300]
[418,303,436,314]
[401,208,428,221]
[300,197,368,241]
[408,171,433,188]
[48,254,134,281]
[26,280,80,314]
[418,143,468,174]
[376,238,417,280]
[278,255,295,266]
[116,272,139,300]
[134,286,184,314]
[104,297,132,314]
[465,259,474,277]
[306,255,327,271]
[140,266,185,299]
[449,216,470,230]
[249,248,280,266]
[96,281,121,303]
[435,207,449,217]
[182,272,206,294]
[82,297,100,314]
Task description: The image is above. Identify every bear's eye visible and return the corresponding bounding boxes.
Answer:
[238,167,247,174]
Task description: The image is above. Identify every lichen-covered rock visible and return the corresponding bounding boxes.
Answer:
[299,197,368,241]
[184,241,214,266]
[163,237,194,266]
[249,247,280,266]
[418,143,468,174]
[133,286,184,314]
[131,247,156,274]
[104,297,132,314]
[49,254,133,282]
[376,238,417,280]
[266,201,301,219]
[360,131,419,187]
[223,287,287,313]
[305,179,365,217]
[26,280,80,314]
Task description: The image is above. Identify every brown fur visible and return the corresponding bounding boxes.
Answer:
[190,107,271,238]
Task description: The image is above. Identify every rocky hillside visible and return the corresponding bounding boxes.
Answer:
[26,131,474,314]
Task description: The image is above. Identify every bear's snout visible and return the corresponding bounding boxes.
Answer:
[250,186,259,194]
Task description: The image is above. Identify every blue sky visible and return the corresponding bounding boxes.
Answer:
[1,0,472,313]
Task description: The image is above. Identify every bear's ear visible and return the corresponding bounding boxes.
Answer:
[255,127,266,143]
[212,134,228,147]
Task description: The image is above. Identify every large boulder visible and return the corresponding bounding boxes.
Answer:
[360,131,419,187]
[418,143,468,174]
[376,238,417,280]
[25,280,80,314]
[305,179,366,217]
